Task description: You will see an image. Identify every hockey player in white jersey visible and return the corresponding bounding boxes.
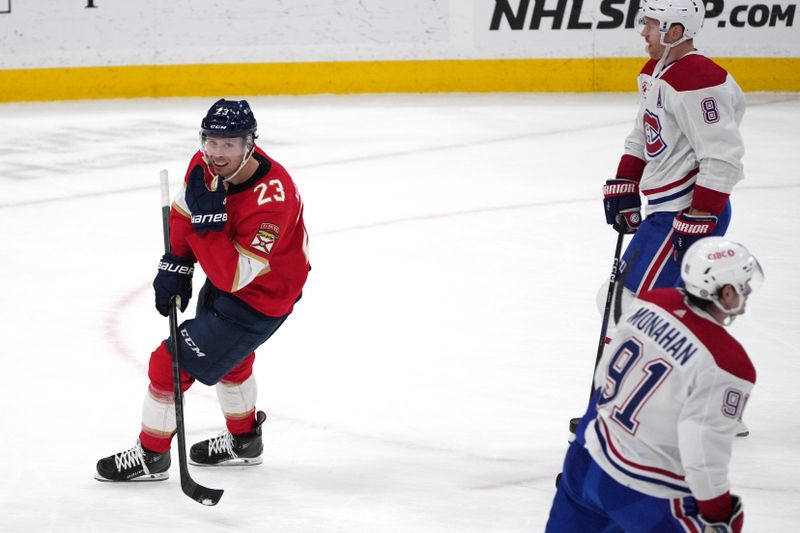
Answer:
[546,237,764,532]
[602,0,746,319]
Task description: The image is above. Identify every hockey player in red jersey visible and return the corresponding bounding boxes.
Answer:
[602,0,746,319]
[96,99,310,481]
[547,237,764,532]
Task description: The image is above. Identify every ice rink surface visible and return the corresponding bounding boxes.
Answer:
[0,92,798,532]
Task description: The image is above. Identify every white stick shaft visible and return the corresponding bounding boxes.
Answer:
[160,169,170,208]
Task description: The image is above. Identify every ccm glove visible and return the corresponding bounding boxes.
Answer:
[603,179,641,234]
[185,165,227,234]
[699,494,744,533]
[153,253,194,316]
[672,211,718,261]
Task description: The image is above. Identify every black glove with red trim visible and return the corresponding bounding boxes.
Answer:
[603,179,641,234]
[671,212,718,261]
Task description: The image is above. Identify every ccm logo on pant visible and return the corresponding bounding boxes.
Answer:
[181,329,206,357]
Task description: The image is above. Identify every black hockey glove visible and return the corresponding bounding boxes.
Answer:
[603,179,641,234]
[185,165,227,234]
[153,253,194,316]
[671,211,718,261]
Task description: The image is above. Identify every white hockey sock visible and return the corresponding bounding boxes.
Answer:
[215,374,257,422]
[141,385,177,440]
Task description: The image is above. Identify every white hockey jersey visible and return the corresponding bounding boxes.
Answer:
[618,52,746,216]
[583,288,755,502]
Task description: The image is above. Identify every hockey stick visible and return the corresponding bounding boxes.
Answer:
[160,169,224,506]
[568,230,625,434]
[592,230,625,372]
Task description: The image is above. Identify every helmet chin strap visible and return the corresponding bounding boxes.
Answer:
[654,25,691,72]
[709,289,748,326]
[656,43,671,70]
[654,40,677,73]
[685,289,745,327]
[220,144,255,184]
[201,140,255,188]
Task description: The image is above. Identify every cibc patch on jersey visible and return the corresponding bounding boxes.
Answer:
[250,222,280,255]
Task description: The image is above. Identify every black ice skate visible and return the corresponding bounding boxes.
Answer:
[190,411,266,466]
[95,440,171,482]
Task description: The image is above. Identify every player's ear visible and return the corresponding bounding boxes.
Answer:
[670,23,686,40]
[719,284,738,309]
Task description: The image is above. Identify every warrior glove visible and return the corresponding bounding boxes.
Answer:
[185,165,228,234]
[672,211,718,261]
[153,253,194,316]
[603,179,641,234]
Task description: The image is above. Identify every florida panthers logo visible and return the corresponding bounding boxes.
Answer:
[643,109,667,157]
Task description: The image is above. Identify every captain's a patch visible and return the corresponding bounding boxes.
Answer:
[250,223,280,254]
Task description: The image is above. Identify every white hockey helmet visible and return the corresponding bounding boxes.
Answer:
[639,0,706,44]
[681,237,764,316]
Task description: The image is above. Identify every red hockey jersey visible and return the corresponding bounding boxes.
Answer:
[170,146,309,317]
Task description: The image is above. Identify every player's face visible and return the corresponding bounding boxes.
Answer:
[202,136,247,178]
[640,17,666,59]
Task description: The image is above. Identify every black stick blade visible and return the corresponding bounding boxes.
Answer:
[182,477,224,506]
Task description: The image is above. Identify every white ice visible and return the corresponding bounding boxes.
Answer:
[0,92,798,532]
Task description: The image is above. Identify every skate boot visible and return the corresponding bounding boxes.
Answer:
[95,440,170,482]
[190,411,266,466]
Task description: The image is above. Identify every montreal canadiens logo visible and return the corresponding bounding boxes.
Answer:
[643,109,667,157]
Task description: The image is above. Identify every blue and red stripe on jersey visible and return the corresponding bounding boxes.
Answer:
[594,417,692,494]
[642,168,698,207]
